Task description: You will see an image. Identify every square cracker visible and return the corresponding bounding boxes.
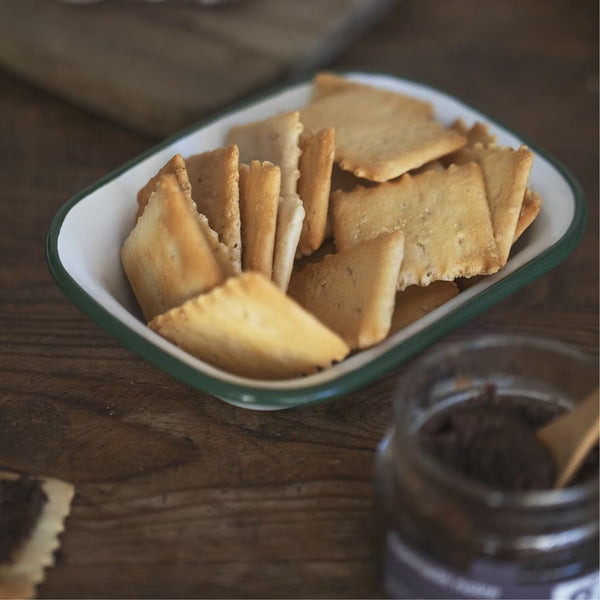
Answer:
[136,154,237,276]
[149,272,349,380]
[450,143,534,266]
[389,281,459,335]
[309,72,434,119]
[333,163,500,289]
[238,161,281,277]
[300,89,466,182]
[514,188,542,242]
[0,471,74,600]
[185,145,242,270]
[297,128,335,255]
[121,174,224,322]
[288,230,404,350]
[136,153,191,219]
[226,111,302,196]
[272,194,305,292]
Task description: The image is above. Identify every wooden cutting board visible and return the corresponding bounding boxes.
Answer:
[0,0,395,137]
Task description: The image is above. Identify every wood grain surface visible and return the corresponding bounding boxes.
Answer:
[1,1,598,598]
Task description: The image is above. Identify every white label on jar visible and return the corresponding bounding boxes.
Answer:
[551,571,599,599]
[384,530,599,599]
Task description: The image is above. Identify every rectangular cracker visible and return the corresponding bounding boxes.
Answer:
[450,144,534,265]
[389,281,460,335]
[288,230,404,349]
[226,111,302,196]
[309,72,434,118]
[185,145,242,270]
[333,163,500,289]
[136,153,191,219]
[149,272,349,379]
[514,188,542,242]
[297,128,335,255]
[0,471,74,600]
[121,174,224,321]
[238,161,281,277]
[272,194,305,292]
[300,89,466,182]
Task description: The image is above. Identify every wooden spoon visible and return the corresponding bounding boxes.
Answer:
[536,387,599,489]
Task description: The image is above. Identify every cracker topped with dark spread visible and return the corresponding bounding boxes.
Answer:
[0,471,74,600]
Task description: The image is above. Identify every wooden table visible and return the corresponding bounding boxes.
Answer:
[1,1,597,597]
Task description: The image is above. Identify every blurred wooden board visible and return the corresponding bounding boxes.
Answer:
[0,0,396,137]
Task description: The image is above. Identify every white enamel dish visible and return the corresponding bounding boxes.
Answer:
[46,72,587,410]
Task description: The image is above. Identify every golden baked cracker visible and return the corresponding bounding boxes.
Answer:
[272,194,305,292]
[288,231,404,350]
[238,161,281,277]
[300,90,466,181]
[0,471,74,600]
[450,119,497,148]
[451,144,534,265]
[185,145,242,269]
[226,111,302,196]
[389,281,460,334]
[136,153,190,219]
[329,163,375,194]
[514,188,542,242]
[411,159,445,175]
[309,72,434,118]
[149,272,349,379]
[121,174,224,322]
[333,163,500,289]
[297,128,335,255]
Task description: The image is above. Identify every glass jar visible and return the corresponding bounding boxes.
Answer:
[375,335,599,599]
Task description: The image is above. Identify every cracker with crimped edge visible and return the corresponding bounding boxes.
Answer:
[309,72,434,119]
[389,281,460,335]
[238,161,281,277]
[514,188,542,242]
[449,143,534,266]
[300,88,466,182]
[272,194,305,292]
[333,163,500,289]
[297,128,335,255]
[450,118,497,148]
[149,272,349,380]
[288,231,404,350]
[0,471,74,600]
[121,174,225,322]
[185,145,242,269]
[226,111,302,196]
[136,153,191,219]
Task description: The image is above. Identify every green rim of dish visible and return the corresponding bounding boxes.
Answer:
[45,71,588,409]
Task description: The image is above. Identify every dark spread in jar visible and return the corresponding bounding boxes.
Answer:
[417,386,559,491]
[0,476,48,564]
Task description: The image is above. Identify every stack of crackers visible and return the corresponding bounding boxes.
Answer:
[121,73,541,380]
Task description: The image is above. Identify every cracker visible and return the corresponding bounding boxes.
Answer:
[185,145,242,269]
[389,281,460,334]
[238,161,281,277]
[121,174,224,321]
[136,153,191,219]
[149,272,349,379]
[514,188,542,242]
[333,163,500,288]
[309,72,433,119]
[300,89,466,181]
[288,231,404,349]
[450,119,497,148]
[411,159,445,175]
[0,471,74,600]
[226,111,302,196]
[272,194,305,292]
[450,144,534,265]
[297,128,335,255]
